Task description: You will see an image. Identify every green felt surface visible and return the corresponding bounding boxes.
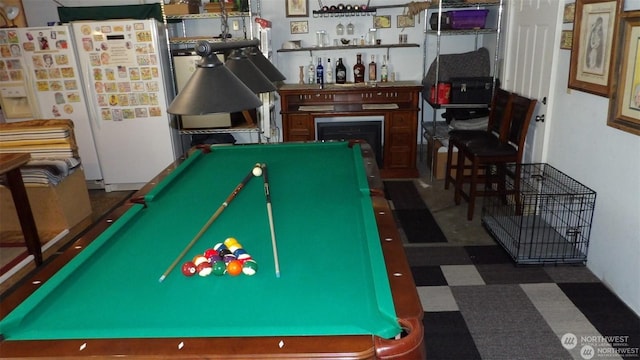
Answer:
[1,142,399,340]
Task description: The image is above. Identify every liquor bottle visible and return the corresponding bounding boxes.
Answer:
[326,58,333,84]
[335,57,347,84]
[380,55,388,83]
[353,53,365,83]
[368,55,377,82]
[316,57,324,87]
[307,57,315,84]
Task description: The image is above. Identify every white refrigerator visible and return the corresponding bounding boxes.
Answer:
[70,19,181,191]
[0,25,103,183]
[0,20,181,191]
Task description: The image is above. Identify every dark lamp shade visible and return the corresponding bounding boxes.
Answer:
[225,49,276,94]
[168,53,262,115]
[245,47,286,82]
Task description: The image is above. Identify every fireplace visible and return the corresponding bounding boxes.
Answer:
[316,121,383,167]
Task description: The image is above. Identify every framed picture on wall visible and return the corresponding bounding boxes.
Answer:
[290,21,308,34]
[561,30,574,49]
[607,10,640,135]
[564,3,576,23]
[286,0,308,17]
[568,0,620,97]
[397,15,415,28]
[373,16,391,29]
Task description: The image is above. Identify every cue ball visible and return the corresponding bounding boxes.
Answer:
[252,166,262,177]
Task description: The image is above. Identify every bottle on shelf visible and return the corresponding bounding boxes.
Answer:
[380,55,388,83]
[346,22,354,35]
[368,55,377,82]
[307,57,315,85]
[316,57,324,87]
[326,58,333,84]
[353,53,365,83]
[335,57,347,84]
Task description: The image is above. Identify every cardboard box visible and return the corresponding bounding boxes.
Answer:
[0,169,92,234]
[427,138,449,180]
[204,2,235,13]
[164,3,199,15]
[427,138,477,180]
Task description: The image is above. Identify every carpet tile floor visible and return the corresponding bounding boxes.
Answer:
[408,244,640,360]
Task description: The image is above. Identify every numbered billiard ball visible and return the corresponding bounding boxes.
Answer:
[242,260,258,276]
[181,261,197,277]
[226,260,243,276]
[203,248,217,259]
[196,262,212,277]
[192,255,208,266]
[212,261,226,276]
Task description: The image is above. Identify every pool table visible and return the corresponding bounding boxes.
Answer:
[0,141,425,359]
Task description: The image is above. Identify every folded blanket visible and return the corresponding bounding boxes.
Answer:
[0,158,80,186]
[449,117,489,131]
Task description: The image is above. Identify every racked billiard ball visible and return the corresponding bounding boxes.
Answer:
[212,261,226,276]
[226,260,243,276]
[242,260,258,276]
[203,248,217,259]
[196,262,212,277]
[192,255,208,266]
[181,261,197,277]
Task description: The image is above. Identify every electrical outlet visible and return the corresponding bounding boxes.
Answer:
[232,20,240,31]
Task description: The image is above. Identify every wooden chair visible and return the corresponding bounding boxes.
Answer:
[444,88,513,190]
[454,93,537,220]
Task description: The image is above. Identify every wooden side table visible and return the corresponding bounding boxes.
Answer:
[0,153,43,265]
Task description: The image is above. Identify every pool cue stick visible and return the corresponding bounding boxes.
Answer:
[158,165,260,282]
[261,163,281,278]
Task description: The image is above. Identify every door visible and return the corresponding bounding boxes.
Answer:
[503,0,562,163]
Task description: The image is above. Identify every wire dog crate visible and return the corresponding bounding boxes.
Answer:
[481,163,596,265]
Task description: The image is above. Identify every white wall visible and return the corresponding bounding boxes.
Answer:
[262,2,425,84]
[545,2,640,316]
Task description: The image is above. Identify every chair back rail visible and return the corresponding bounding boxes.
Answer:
[506,94,538,153]
[489,88,514,138]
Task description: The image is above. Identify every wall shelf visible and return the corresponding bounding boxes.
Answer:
[312,8,376,18]
[169,37,248,46]
[179,124,260,135]
[165,12,250,22]
[425,28,498,36]
[277,43,419,53]
[425,101,494,110]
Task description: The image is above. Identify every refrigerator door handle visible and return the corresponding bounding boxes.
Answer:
[21,69,42,119]
[84,65,101,130]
